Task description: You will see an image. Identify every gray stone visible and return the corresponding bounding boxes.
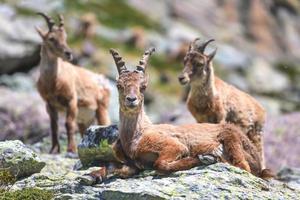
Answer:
[0,140,45,178]
[277,167,300,190]
[0,73,35,92]
[0,12,41,74]
[255,96,282,116]
[215,44,249,70]
[0,87,53,143]
[11,158,300,200]
[78,125,119,168]
[247,59,290,93]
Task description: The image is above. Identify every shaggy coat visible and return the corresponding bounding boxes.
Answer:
[36,13,110,153]
[178,38,266,166]
[88,48,272,183]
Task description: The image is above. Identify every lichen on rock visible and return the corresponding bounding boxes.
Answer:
[77,125,119,169]
[0,140,45,179]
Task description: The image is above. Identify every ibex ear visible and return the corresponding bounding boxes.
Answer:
[142,73,149,86]
[207,48,217,62]
[35,26,46,39]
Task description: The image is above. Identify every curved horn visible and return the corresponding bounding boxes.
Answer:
[189,38,201,52]
[58,14,64,28]
[109,49,127,74]
[198,39,215,53]
[136,47,155,73]
[37,12,55,31]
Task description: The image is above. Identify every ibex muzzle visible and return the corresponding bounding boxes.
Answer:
[110,48,155,112]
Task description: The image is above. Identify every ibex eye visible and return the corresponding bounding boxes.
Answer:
[140,85,146,92]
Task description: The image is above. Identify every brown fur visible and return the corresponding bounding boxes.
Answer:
[89,48,271,183]
[36,13,110,153]
[178,38,266,167]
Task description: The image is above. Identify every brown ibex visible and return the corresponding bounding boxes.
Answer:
[36,13,111,154]
[178,38,266,167]
[86,48,271,183]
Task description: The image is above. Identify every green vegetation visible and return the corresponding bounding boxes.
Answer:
[65,0,161,30]
[0,169,53,200]
[0,188,53,200]
[276,62,300,82]
[0,170,16,187]
[99,139,109,150]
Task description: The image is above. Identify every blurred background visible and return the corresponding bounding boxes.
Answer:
[0,0,299,172]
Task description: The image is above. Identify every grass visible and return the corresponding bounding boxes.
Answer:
[0,169,53,200]
[0,170,16,187]
[0,188,53,200]
[65,0,161,30]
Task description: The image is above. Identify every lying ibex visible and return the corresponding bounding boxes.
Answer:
[36,13,111,154]
[178,38,266,167]
[87,48,271,183]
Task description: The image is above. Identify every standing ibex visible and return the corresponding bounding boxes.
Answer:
[86,48,271,183]
[36,13,111,154]
[178,38,266,167]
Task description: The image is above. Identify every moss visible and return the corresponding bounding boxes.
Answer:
[78,143,116,167]
[99,139,109,149]
[150,55,182,72]
[276,62,300,82]
[0,169,53,200]
[0,188,53,200]
[0,170,16,187]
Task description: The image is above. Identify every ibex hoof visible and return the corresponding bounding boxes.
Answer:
[198,154,218,165]
[77,174,99,186]
[49,146,60,154]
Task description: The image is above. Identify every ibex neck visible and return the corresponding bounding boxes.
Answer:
[191,62,217,97]
[39,45,60,77]
[119,105,151,158]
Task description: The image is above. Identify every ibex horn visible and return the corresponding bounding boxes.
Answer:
[136,47,155,73]
[109,49,127,74]
[58,14,64,28]
[198,39,215,53]
[190,38,200,51]
[37,12,55,31]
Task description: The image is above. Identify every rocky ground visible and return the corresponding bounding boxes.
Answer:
[0,0,300,199]
[1,136,299,200]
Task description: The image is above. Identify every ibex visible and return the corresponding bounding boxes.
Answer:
[86,48,271,183]
[36,13,111,154]
[178,38,266,167]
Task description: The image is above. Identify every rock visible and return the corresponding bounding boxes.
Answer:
[0,87,52,143]
[107,80,119,123]
[0,73,35,92]
[255,96,282,116]
[159,103,195,125]
[277,167,300,190]
[12,154,103,199]
[0,140,45,179]
[14,0,63,13]
[247,59,290,93]
[11,160,300,199]
[264,112,300,171]
[225,72,250,92]
[0,12,41,74]
[215,44,249,70]
[78,125,119,168]
[100,164,299,199]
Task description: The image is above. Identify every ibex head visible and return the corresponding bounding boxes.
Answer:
[178,38,217,85]
[110,48,155,114]
[36,13,73,61]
